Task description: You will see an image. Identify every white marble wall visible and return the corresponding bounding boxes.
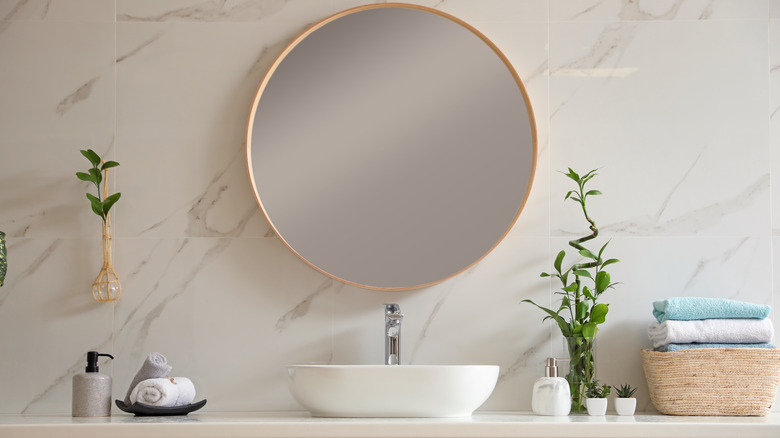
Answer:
[0,0,777,415]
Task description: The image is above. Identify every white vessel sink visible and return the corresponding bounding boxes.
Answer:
[286,364,499,418]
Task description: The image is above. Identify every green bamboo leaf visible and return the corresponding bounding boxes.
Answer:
[595,271,610,294]
[86,193,104,218]
[522,299,570,337]
[573,269,592,279]
[76,172,95,183]
[554,250,565,273]
[582,286,594,300]
[540,272,551,277]
[564,190,574,201]
[561,296,570,308]
[582,322,598,338]
[579,249,598,260]
[576,301,588,320]
[590,303,609,324]
[563,283,578,292]
[601,258,620,268]
[586,190,602,197]
[565,168,580,182]
[598,240,610,259]
[101,161,120,170]
[88,167,102,186]
[102,192,121,215]
[81,149,101,167]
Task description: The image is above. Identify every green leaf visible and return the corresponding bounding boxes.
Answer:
[562,283,578,292]
[88,167,102,186]
[579,249,598,260]
[576,301,588,320]
[554,250,565,273]
[582,322,598,338]
[102,192,121,216]
[598,240,610,259]
[582,286,594,300]
[590,303,609,324]
[76,172,95,183]
[573,269,592,279]
[564,190,574,201]
[86,193,104,218]
[585,190,602,197]
[101,161,120,170]
[601,258,620,268]
[540,272,551,277]
[81,149,101,167]
[595,271,611,294]
[561,296,570,308]
[565,168,580,182]
[522,299,570,337]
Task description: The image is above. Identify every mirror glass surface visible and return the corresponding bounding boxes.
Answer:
[248,5,536,290]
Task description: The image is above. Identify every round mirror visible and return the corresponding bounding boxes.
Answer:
[247,4,536,290]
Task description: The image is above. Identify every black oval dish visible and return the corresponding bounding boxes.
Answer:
[115,399,207,416]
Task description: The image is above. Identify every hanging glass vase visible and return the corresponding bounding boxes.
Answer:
[565,336,596,412]
[92,214,120,301]
[90,164,121,302]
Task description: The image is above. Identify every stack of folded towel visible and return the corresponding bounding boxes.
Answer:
[649,297,775,352]
[124,352,196,407]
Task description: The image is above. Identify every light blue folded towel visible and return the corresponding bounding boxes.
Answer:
[656,343,776,352]
[653,297,771,322]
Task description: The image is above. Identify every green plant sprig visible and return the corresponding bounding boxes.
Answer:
[522,168,620,339]
[75,149,121,222]
[615,383,638,398]
[585,380,611,398]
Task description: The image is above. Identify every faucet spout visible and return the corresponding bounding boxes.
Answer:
[385,304,403,365]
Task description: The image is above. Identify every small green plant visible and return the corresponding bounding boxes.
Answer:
[585,380,611,399]
[75,149,121,222]
[615,383,637,398]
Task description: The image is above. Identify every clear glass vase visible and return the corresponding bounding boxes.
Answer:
[92,216,121,302]
[565,336,596,412]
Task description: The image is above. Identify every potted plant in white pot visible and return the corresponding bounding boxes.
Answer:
[584,380,611,416]
[614,383,637,416]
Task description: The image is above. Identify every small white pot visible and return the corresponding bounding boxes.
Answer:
[585,398,608,416]
[615,397,636,416]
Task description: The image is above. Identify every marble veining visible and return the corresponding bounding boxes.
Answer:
[117,0,290,22]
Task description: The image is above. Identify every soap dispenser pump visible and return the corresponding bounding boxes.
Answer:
[531,357,571,416]
[72,351,114,417]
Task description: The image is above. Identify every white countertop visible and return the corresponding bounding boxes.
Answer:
[1,412,779,438]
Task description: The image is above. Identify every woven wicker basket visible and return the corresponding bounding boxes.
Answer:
[641,348,780,416]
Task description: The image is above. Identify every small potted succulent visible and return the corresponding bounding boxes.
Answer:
[614,383,637,416]
[584,380,611,416]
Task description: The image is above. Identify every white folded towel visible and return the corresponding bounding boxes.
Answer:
[648,318,774,348]
[124,352,173,404]
[130,377,196,407]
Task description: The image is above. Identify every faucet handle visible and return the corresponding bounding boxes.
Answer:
[385,304,403,320]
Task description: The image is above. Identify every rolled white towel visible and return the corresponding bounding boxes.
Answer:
[124,352,173,404]
[130,377,196,407]
[648,318,774,348]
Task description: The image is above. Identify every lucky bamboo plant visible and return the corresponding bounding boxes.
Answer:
[76,149,122,301]
[522,168,619,411]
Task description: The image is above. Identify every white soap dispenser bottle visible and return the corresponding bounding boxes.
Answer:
[72,351,115,417]
[531,357,571,416]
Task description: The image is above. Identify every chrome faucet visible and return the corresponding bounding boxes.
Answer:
[385,304,403,365]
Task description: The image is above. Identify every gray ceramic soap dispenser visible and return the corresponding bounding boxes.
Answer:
[72,351,114,417]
